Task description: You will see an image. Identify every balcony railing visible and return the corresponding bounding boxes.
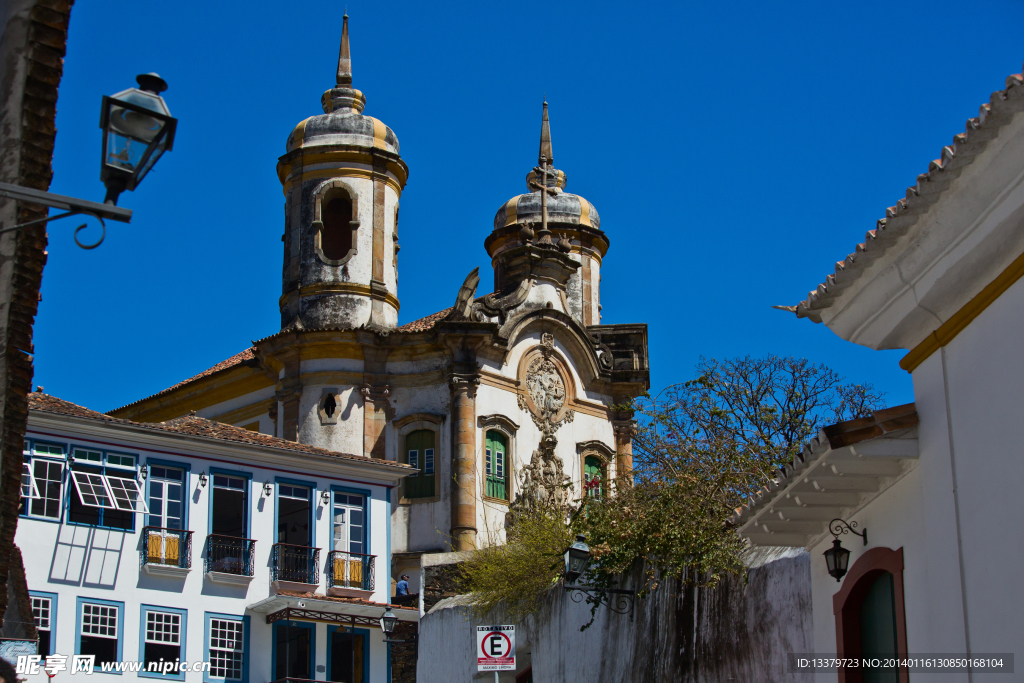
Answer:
[141,527,192,569]
[327,550,375,591]
[271,543,320,585]
[205,535,256,576]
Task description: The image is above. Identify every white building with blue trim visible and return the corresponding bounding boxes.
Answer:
[17,392,415,683]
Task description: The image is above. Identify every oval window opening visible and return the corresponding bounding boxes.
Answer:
[321,196,353,261]
[323,393,337,418]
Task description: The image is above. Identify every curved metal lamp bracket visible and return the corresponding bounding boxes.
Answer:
[565,584,636,618]
[0,181,130,250]
[829,518,867,546]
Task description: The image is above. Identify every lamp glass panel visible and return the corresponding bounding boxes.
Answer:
[104,103,166,174]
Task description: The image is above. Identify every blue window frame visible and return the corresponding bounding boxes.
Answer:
[274,477,316,547]
[145,459,191,531]
[21,442,66,522]
[326,625,369,683]
[76,597,124,675]
[138,604,188,680]
[204,613,249,683]
[30,591,57,656]
[208,468,252,538]
[271,621,315,681]
[67,448,141,531]
[331,486,370,555]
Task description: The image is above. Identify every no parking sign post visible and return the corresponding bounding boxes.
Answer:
[477,624,515,681]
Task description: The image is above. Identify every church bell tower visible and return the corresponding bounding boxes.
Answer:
[276,15,408,332]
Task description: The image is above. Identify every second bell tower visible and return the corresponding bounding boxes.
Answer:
[276,15,408,332]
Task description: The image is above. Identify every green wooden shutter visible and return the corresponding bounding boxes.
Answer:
[485,431,508,500]
[584,456,603,498]
[404,430,436,498]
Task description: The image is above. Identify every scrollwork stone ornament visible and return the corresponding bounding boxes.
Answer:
[505,435,573,528]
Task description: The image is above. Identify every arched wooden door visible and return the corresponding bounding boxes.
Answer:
[832,547,909,683]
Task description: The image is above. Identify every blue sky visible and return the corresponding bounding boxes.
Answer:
[37,0,1024,413]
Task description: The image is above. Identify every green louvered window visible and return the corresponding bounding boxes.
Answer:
[404,429,435,499]
[584,455,605,499]
[485,431,508,501]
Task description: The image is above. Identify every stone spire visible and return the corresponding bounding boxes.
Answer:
[539,100,553,166]
[336,13,352,87]
[321,14,365,114]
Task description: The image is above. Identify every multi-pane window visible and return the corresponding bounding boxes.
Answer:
[80,601,119,667]
[277,485,311,546]
[404,429,436,499]
[21,442,64,520]
[485,431,509,501]
[333,494,365,555]
[32,596,52,655]
[69,449,144,529]
[211,475,247,537]
[143,610,182,669]
[208,618,245,680]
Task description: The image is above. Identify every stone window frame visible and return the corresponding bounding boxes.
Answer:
[577,440,614,499]
[478,415,519,505]
[312,179,360,267]
[318,388,342,426]
[393,413,445,505]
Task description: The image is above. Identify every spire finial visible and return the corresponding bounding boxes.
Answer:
[336,14,352,87]
[539,100,553,166]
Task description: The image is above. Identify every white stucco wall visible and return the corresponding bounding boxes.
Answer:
[912,273,1024,660]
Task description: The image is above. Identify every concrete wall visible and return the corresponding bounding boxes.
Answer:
[417,548,813,683]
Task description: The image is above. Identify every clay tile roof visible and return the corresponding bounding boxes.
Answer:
[730,403,918,527]
[792,63,1024,322]
[396,307,452,333]
[29,392,413,472]
[110,347,258,414]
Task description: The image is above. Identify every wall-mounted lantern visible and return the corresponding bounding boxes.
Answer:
[99,73,177,205]
[263,481,273,497]
[321,490,331,506]
[198,472,208,488]
[0,73,178,249]
[824,518,867,582]
[562,533,635,615]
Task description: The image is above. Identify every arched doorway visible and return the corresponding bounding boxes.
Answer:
[832,547,909,683]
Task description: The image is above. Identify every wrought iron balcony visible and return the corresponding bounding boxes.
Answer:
[205,535,256,577]
[141,526,192,569]
[271,543,320,585]
[327,550,375,591]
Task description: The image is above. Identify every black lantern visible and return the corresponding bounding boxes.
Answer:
[99,73,177,205]
[379,608,397,636]
[564,534,591,584]
[823,538,851,582]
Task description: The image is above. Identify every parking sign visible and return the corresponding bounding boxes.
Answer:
[476,625,515,671]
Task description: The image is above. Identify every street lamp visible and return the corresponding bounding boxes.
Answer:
[824,518,867,582]
[99,73,178,205]
[0,72,178,248]
[379,608,398,636]
[563,534,590,584]
[561,534,635,616]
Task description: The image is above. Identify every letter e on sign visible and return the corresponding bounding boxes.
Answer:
[476,625,516,672]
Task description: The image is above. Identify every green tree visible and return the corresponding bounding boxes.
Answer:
[462,355,885,623]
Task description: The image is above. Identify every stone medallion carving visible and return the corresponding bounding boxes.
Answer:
[518,334,575,437]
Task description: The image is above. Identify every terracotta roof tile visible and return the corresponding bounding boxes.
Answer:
[29,392,413,472]
[792,64,1024,321]
[110,347,257,414]
[396,307,452,333]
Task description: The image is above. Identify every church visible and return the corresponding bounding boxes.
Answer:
[110,16,649,604]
